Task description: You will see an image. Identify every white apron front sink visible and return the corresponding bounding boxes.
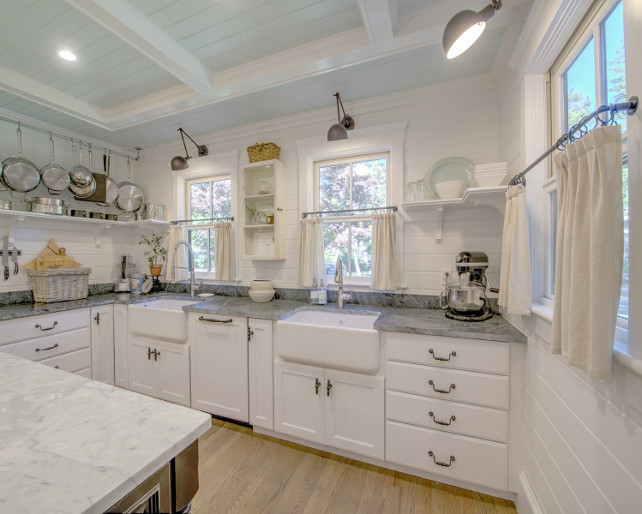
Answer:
[128,299,198,343]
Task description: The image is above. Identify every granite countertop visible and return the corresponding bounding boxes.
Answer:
[0,352,211,514]
[0,293,526,343]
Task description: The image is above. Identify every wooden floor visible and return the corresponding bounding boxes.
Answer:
[191,418,516,514]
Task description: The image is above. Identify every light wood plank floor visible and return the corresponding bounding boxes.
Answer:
[191,418,516,514]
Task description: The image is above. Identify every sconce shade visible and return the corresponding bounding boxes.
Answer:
[443,2,501,59]
[327,92,355,141]
[171,155,189,171]
[327,122,349,141]
[170,127,208,171]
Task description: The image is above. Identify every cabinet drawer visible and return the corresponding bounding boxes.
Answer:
[40,347,91,374]
[386,421,507,491]
[385,332,509,375]
[386,391,508,443]
[0,309,90,346]
[0,327,90,362]
[386,361,508,410]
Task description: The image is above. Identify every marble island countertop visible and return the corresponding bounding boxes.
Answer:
[0,353,211,514]
[0,292,526,343]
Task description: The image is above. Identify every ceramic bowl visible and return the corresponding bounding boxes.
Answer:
[435,180,465,199]
[250,279,274,291]
[473,171,507,187]
[249,289,275,302]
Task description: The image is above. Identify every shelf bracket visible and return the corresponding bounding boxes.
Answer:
[435,206,444,243]
[95,224,112,248]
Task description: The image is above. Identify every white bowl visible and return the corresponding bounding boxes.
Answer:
[249,289,275,302]
[435,180,465,199]
[473,171,507,187]
[250,279,274,291]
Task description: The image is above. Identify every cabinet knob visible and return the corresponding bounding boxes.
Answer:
[154,349,160,361]
[326,379,332,397]
[147,347,153,360]
[314,378,321,395]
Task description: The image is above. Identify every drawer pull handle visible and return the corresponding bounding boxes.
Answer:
[428,451,455,467]
[147,347,153,360]
[35,321,58,332]
[429,411,456,426]
[326,379,332,397]
[35,343,59,352]
[315,378,321,395]
[429,349,456,362]
[198,316,233,324]
[428,380,455,394]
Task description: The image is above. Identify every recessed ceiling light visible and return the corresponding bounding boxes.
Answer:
[58,49,77,62]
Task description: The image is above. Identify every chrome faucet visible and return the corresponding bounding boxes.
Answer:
[173,240,198,298]
[334,256,352,309]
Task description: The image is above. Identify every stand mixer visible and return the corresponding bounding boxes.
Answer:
[441,251,495,321]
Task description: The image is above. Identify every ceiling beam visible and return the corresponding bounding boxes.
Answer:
[64,0,214,96]
[356,0,399,47]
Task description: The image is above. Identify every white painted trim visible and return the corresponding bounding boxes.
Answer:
[514,471,544,514]
[356,0,398,46]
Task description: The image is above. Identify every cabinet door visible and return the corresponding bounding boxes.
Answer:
[249,318,274,430]
[274,361,324,444]
[128,338,156,397]
[190,314,248,422]
[113,304,128,389]
[156,341,191,407]
[325,369,384,459]
[90,305,114,385]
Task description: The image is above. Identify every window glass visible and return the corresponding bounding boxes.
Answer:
[603,1,626,129]
[564,39,596,130]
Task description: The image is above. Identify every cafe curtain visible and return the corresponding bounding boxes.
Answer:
[165,225,189,282]
[370,212,397,290]
[214,222,235,281]
[298,217,324,287]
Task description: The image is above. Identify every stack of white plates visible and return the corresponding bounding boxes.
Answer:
[473,162,508,187]
[249,279,275,302]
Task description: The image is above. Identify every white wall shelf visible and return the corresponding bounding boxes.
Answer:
[402,186,507,242]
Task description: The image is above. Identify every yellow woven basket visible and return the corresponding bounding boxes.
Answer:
[247,142,280,163]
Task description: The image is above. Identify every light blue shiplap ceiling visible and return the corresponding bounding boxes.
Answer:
[0,0,531,149]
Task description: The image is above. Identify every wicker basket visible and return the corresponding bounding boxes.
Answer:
[27,268,91,303]
[247,142,280,163]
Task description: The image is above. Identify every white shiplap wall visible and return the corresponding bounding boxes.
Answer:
[135,74,505,295]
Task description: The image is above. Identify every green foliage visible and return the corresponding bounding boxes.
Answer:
[139,233,168,266]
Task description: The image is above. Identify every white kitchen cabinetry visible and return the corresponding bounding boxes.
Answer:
[113,304,128,388]
[248,318,274,430]
[385,332,510,491]
[128,335,191,407]
[189,313,248,422]
[90,305,114,385]
[274,361,384,459]
[241,160,285,260]
[0,308,91,377]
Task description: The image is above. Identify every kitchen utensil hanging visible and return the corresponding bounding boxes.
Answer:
[70,143,97,199]
[39,132,69,195]
[1,124,41,194]
[78,145,108,202]
[116,157,144,212]
[96,150,118,206]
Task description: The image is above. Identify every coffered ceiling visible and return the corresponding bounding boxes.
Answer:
[0,0,533,148]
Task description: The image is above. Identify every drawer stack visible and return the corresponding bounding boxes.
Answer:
[0,309,91,377]
[385,332,510,491]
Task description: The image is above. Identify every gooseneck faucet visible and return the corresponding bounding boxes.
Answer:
[173,240,198,298]
[334,256,352,309]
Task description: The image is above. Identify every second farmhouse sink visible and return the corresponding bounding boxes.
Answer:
[276,309,381,374]
[128,299,199,343]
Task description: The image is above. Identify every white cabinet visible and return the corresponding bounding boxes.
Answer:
[128,335,191,407]
[274,361,384,459]
[241,159,285,260]
[113,304,128,388]
[90,305,114,385]
[248,318,274,430]
[189,313,248,422]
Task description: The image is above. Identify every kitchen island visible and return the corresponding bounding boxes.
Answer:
[0,352,211,514]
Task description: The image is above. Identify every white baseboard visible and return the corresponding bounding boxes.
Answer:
[514,471,543,514]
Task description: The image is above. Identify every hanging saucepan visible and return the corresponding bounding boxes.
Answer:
[68,140,94,188]
[39,133,69,195]
[1,125,40,193]
[69,144,97,199]
[96,151,118,206]
[116,157,144,212]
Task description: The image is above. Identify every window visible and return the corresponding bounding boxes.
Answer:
[550,0,627,320]
[314,153,389,282]
[185,175,231,274]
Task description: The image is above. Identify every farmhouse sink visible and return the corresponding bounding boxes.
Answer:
[276,309,381,374]
[128,299,199,343]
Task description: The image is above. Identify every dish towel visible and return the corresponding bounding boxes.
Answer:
[551,125,623,379]
[214,222,235,281]
[298,217,324,287]
[165,225,189,282]
[370,212,397,290]
[499,184,531,315]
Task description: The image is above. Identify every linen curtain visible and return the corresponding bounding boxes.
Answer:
[214,222,234,281]
[370,212,397,290]
[498,184,531,315]
[551,125,623,379]
[298,217,325,287]
[165,225,189,282]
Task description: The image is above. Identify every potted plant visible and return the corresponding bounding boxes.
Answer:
[139,233,167,277]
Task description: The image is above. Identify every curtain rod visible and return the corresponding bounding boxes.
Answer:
[0,115,140,161]
[508,96,638,187]
[301,205,398,219]
[170,216,234,225]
